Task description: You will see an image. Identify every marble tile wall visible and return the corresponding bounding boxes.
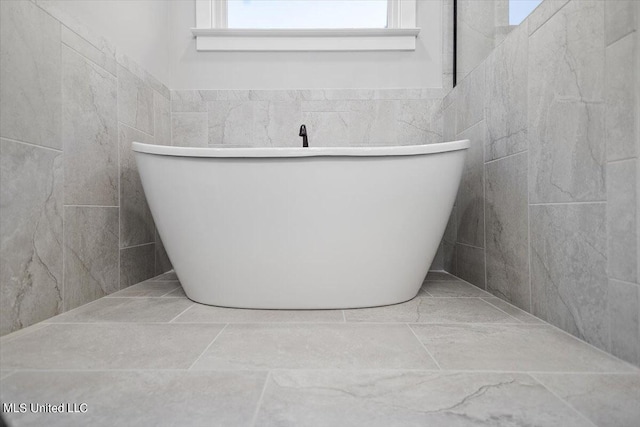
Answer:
[442,0,640,367]
[0,0,172,336]
[170,89,445,148]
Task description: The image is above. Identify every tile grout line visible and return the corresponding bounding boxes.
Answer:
[0,136,63,153]
[3,368,639,375]
[342,310,346,322]
[529,201,607,206]
[407,324,442,370]
[528,373,599,427]
[159,286,182,297]
[187,324,229,371]
[475,298,522,323]
[168,303,196,323]
[250,371,271,427]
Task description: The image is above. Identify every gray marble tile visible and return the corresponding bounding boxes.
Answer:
[63,206,119,311]
[395,99,442,145]
[411,324,633,372]
[117,64,154,135]
[107,280,180,297]
[442,241,456,273]
[527,0,570,35]
[191,324,437,370]
[171,112,208,147]
[485,152,530,310]
[535,373,640,427]
[347,100,397,145]
[256,370,586,427]
[344,298,516,324]
[456,1,494,82]
[431,244,444,271]
[484,25,528,161]
[481,297,544,324]
[456,121,485,248]
[208,101,257,146]
[609,280,640,367]
[254,101,302,147]
[425,271,461,282]
[1,370,266,427]
[152,271,179,281]
[300,112,350,147]
[120,244,156,289]
[116,51,170,102]
[442,102,456,143]
[455,62,485,134]
[605,0,637,46]
[62,46,118,206]
[155,230,173,275]
[0,371,13,381]
[49,297,193,323]
[154,92,171,146]
[528,0,605,203]
[455,244,486,289]
[119,124,155,247]
[0,139,62,336]
[0,323,50,345]
[443,203,457,243]
[171,90,208,112]
[0,323,223,370]
[60,25,117,76]
[0,0,61,149]
[421,280,490,297]
[607,160,638,283]
[174,304,343,323]
[300,100,350,113]
[606,33,637,161]
[164,287,187,298]
[530,204,609,350]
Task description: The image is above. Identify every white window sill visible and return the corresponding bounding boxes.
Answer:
[191,28,420,52]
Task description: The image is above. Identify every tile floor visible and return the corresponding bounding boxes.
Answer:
[1,271,639,426]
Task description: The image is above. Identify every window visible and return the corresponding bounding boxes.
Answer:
[193,0,419,51]
[228,0,388,29]
[509,0,541,26]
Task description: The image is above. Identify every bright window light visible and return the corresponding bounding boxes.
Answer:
[227,0,388,29]
[509,0,541,26]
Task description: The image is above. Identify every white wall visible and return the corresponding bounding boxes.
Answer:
[37,0,172,86]
[169,0,443,90]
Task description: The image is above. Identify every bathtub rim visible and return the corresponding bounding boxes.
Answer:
[132,139,470,158]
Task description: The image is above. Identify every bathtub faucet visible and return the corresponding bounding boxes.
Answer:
[299,125,308,148]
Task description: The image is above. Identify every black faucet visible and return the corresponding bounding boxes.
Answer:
[299,125,308,148]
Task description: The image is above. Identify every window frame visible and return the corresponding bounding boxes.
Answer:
[193,0,419,52]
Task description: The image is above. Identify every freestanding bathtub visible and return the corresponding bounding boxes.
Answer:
[133,140,470,309]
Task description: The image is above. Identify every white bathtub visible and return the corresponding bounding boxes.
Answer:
[133,140,470,309]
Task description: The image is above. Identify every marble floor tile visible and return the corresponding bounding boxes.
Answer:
[424,271,461,282]
[0,371,13,381]
[173,304,344,323]
[107,280,181,297]
[45,297,193,323]
[150,271,179,281]
[0,370,267,427]
[191,324,437,370]
[0,323,223,370]
[163,287,187,298]
[420,280,491,297]
[411,324,635,372]
[344,298,516,324]
[255,370,586,427]
[534,373,640,427]
[481,297,544,324]
[0,323,50,345]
